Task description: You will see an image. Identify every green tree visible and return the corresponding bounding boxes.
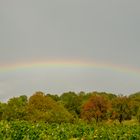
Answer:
[0,102,7,120]
[46,94,60,101]
[129,92,140,116]
[2,95,27,121]
[137,107,140,123]
[60,92,82,117]
[111,96,132,123]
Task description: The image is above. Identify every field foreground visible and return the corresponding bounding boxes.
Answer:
[0,120,139,140]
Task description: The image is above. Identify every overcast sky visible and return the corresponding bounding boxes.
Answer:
[0,0,140,101]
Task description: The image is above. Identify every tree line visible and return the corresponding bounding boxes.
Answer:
[0,91,140,124]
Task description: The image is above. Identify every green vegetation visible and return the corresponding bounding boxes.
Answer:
[0,120,139,140]
[0,91,140,139]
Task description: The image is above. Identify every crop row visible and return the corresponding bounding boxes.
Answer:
[0,121,139,140]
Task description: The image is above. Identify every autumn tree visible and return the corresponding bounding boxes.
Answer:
[27,92,73,123]
[81,95,109,123]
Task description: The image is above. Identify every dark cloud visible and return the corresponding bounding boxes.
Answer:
[0,0,140,100]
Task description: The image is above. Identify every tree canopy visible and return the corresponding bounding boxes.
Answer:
[0,91,140,124]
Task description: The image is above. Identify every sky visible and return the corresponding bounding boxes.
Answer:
[0,0,140,101]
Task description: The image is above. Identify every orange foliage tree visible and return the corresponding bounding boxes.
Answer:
[81,95,109,123]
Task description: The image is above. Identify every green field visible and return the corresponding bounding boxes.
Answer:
[0,120,139,140]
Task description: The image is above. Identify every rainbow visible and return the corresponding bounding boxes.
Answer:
[0,60,140,75]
